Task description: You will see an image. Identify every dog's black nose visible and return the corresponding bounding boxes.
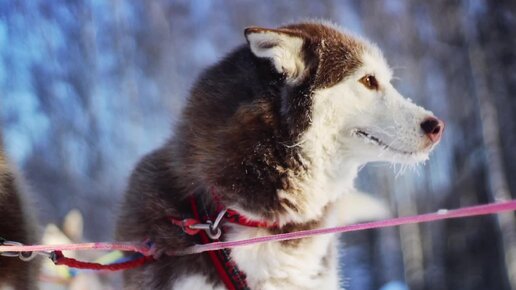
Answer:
[420,117,444,143]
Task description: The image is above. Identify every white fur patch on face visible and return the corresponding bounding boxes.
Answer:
[171,274,225,290]
[246,30,305,83]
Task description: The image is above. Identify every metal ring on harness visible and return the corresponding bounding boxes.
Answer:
[188,209,227,240]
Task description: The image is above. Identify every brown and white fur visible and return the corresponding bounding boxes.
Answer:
[0,137,39,290]
[116,21,444,290]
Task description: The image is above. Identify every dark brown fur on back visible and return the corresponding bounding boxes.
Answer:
[0,143,39,290]
[116,22,364,288]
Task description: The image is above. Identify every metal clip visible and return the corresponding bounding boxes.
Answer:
[0,241,25,258]
[0,240,51,261]
[189,209,227,240]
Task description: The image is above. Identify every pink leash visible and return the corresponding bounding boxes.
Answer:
[0,241,152,256]
[172,200,516,255]
[1,200,515,268]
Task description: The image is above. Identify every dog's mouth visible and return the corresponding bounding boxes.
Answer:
[353,129,416,155]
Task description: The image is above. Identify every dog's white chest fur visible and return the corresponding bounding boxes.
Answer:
[171,203,345,290]
[228,207,341,290]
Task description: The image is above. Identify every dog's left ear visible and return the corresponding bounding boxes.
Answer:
[245,27,306,82]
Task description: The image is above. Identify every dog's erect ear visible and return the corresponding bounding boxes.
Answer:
[245,27,306,82]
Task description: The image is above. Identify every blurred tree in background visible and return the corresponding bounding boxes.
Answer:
[0,1,515,289]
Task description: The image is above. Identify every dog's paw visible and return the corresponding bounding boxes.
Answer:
[337,190,391,225]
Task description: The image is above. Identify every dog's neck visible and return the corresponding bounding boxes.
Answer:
[225,157,360,227]
[275,121,363,225]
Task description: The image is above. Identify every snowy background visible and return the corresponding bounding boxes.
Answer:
[1,1,515,289]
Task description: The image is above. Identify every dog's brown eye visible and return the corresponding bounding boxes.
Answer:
[359,75,379,90]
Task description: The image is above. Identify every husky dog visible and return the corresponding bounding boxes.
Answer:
[117,21,443,290]
[0,138,39,290]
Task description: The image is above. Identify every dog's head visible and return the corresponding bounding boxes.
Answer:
[246,21,443,167]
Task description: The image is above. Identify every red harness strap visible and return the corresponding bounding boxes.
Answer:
[188,195,250,290]
[52,251,154,271]
[169,193,273,290]
[169,189,280,289]
[210,187,279,229]
[224,209,277,228]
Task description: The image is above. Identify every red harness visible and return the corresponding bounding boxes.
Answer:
[169,193,277,290]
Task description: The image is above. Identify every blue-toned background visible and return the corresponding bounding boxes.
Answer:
[1,1,515,289]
